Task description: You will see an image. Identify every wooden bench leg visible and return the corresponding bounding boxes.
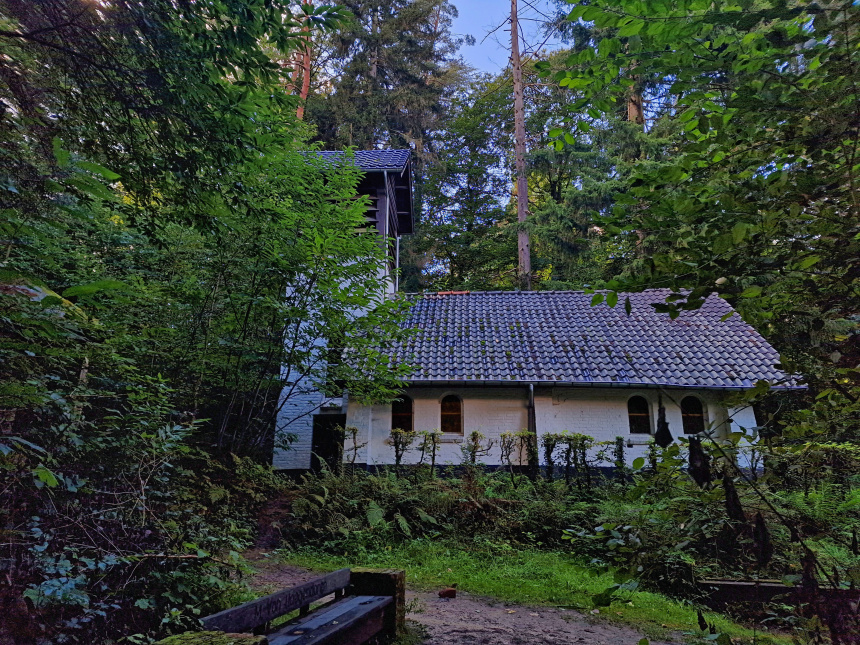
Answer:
[349,568,406,636]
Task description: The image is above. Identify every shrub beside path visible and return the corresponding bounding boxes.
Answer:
[243,551,675,645]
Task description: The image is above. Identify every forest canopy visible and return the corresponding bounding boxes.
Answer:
[1,1,409,641]
[2,0,860,643]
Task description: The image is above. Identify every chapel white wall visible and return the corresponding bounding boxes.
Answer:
[349,386,746,467]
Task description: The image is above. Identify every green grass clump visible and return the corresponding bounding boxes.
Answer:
[276,540,790,644]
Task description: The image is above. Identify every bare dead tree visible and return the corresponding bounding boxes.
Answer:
[510,0,531,290]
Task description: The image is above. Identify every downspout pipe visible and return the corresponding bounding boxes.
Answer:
[526,383,538,480]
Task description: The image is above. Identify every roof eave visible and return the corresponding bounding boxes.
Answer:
[401,379,806,390]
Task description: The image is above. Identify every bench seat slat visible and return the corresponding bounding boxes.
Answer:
[200,568,351,634]
[268,595,393,645]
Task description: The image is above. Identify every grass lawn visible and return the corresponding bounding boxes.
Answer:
[276,539,791,644]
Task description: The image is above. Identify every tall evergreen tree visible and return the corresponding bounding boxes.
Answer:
[415,75,519,291]
[412,47,675,291]
[303,0,470,292]
[305,0,468,155]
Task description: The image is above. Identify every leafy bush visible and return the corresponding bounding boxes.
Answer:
[0,355,286,643]
[560,439,860,606]
[283,467,601,554]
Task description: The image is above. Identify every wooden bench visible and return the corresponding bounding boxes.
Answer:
[200,568,404,645]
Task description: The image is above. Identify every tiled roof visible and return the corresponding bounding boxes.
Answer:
[316,149,411,172]
[392,290,798,389]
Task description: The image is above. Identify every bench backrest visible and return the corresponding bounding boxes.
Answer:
[201,568,351,634]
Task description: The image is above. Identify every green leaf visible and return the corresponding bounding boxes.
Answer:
[394,512,412,537]
[23,588,45,608]
[34,465,59,488]
[713,233,733,254]
[581,6,602,22]
[77,161,121,181]
[67,174,117,201]
[606,291,618,308]
[731,222,748,244]
[624,296,632,315]
[52,137,70,168]
[740,286,762,298]
[62,280,129,298]
[591,293,604,306]
[548,127,563,138]
[417,509,438,525]
[567,5,589,20]
[366,501,384,526]
[617,21,643,37]
[592,584,619,607]
[679,109,697,123]
[797,255,820,270]
[632,457,645,470]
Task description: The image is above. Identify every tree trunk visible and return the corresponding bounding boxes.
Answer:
[511,0,531,290]
[296,0,313,120]
[627,88,644,125]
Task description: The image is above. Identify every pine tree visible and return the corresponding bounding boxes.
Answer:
[305,0,468,155]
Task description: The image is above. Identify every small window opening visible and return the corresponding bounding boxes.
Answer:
[440,395,463,434]
[391,395,413,433]
[681,396,706,435]
[627,396,651,434]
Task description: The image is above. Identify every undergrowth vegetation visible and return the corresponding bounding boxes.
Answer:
[278,431,860,643]
[0,371,287,643]
[285,465,600,551]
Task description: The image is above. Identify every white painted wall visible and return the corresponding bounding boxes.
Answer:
[346,386,755,467]
[272,377,324,470]
[272,234,397,470]
[346,386,528,466]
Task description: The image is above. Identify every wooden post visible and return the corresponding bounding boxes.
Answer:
[349,568,406,635]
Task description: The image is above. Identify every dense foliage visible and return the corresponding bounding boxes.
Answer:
[4,0,860,642]
[533,2,860,638]
[1,1,410,642]
[548,0,859,402]
[283,429,860,641]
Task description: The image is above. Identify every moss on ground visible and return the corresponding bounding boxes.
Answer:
[153,632,267,645]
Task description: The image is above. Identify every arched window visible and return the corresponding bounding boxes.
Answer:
[681,396,706,435]
[391,395,413,433]
[627,396,651,434]
[440,394,463,434]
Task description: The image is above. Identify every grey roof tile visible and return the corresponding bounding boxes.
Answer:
[390,290,800,390]
[316,149,410,172]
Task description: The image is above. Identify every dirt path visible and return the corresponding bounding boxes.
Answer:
[404,589,674,645]
[244,552,676,645]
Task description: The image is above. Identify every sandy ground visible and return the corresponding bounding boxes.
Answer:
[403,590,675,645]
[244,552,676,645]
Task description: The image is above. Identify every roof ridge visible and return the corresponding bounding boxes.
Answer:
[402,288,675,296]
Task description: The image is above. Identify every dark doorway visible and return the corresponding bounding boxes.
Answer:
[311,414,346,472]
